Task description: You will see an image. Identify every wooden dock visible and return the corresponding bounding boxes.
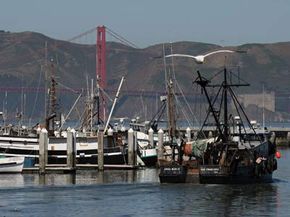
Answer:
[23,164,138,174]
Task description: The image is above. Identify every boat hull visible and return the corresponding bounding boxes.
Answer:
[141,156,157,167]
[0,135,128,166]
[0,135,155,167]
[159,164,187,183]
[199,165,273,184]
[0,156,25,173]
[0,151,128,166]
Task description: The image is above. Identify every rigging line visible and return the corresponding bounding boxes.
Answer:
[146,82,156,121]
[207,68,224,81]
[28,66,43,126]
[229,88,256,148]
[229,87,259,141]
[106,27,139,48]
[59,92,83,130]
[140,93,145,120]
[197,84,223,140]
[175,79,201,128]
[230,89,248,134]
[123,75,140,118]
[228,69,249,85]
[150,101,166,122]
[196,78,224,140]
[57,81,80,94]
[173,93,193,128]
[99,86,113,102]
[74,103,86,129]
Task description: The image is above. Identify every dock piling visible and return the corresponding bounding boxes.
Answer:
[128,128,135,166]
[98,130,104,171]
[157,129,164,165]
[67,129,76,171]
[186,127,191,142]
[208,131,213,138]
[148,128,154,147]
[39,128,48,175]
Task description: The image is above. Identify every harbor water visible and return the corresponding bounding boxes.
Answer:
[0,149,290,217]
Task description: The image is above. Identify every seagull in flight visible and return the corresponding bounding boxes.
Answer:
[165,50,235,64]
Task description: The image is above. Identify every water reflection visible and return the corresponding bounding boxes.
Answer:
[0,168,160,188]
[0,149,288,216]
[38,173,76,185]
[0,174,24,187]
[154,183,280,216]
[0,166,288,216]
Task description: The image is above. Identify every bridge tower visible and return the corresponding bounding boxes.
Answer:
[96,25,106,122]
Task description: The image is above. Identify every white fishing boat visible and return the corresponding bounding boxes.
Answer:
[0,156,25,173]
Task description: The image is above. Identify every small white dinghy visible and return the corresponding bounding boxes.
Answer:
[0,156,25,173]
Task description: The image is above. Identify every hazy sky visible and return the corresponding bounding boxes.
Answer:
[1,0,290,47]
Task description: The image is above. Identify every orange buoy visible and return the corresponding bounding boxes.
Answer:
[275,151,281,159]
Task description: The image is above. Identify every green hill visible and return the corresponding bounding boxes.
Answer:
[0,31,290,123]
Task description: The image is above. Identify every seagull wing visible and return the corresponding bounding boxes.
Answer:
[203,50,235,58]
[165,54,197,60]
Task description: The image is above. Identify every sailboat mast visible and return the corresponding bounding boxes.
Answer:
[167,78,176,138]
[49,61,57,117]
[103,76,125,133]
[223,68,229,142]
[90,79,94,134]
[262,83,265,134]
[164,44,177,139]
[44,41,48,118]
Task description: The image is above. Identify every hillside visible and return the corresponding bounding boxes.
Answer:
[0,31,290,123]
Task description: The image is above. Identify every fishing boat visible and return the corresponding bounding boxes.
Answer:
[0,127,160,167]
[160,66,278,184]
[136,131,157,167]
[0,156,25,173]
[0,133,127,166]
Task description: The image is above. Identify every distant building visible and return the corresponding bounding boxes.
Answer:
[236,92,275,112]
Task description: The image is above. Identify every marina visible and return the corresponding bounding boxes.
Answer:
[1,1,290,216]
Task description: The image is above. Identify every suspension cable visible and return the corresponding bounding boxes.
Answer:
[106,26,139,48]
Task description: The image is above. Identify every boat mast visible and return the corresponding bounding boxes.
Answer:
[45,59,57,135]
[262,83,265,134]
[44,41,48,119]
[103,76,125,133]
[223,67,229,142]
[167,78,176,139]
[196,70,225,140]
[164,44,177,140]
